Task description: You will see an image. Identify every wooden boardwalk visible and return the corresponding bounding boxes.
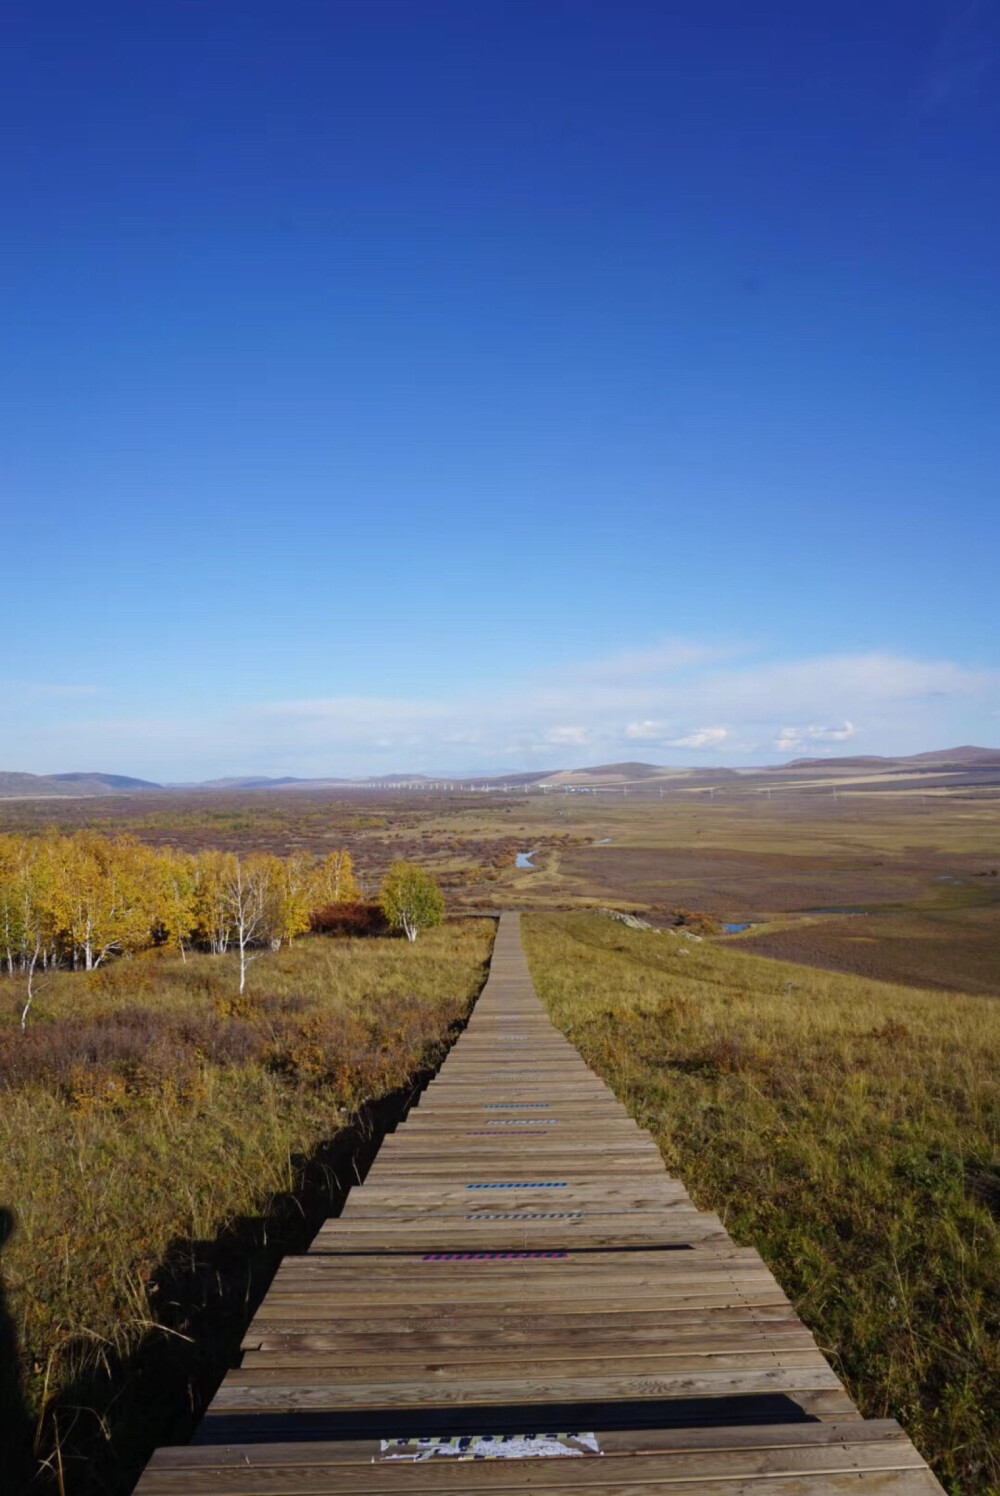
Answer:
[135,914,943,1495]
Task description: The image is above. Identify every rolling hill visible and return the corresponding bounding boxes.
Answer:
[786,746,1000,770]
[0,771,163,798]
[0,747,997,798]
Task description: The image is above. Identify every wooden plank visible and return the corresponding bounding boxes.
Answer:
[141,1421,916,1470]
[243,1308,810,1351]
[136,1469,942,1496]
[307,1219,729,1251]
[207,1365,848,1411]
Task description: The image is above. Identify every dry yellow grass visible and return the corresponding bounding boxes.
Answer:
[523,911,1000,1496]
[0,921,494,1495]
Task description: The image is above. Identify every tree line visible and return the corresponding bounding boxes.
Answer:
[0,833,445,1021]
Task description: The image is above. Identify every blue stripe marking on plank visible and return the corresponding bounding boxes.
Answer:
[465,1182,567,1189]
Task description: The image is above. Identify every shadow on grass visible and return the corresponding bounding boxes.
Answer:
[22,1053,457,1496]
[1,1208,37,1491]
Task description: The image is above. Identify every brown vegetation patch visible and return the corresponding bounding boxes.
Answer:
[562,843,973,916]
[0,1006,265,1095]
[740,907,1000,996]
[309,900,388,936]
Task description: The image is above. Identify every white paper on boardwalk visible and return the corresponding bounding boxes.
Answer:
[378,1433,602,1461]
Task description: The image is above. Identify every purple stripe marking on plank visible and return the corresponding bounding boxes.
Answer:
[465,1211,583,1220]
[422,1251,569,1261]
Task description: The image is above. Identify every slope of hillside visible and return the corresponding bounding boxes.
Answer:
[907,746,1000,765]
[787,746,1000,770]
[0,772,161,798]
[47,772,162,790]
[0,772,71,798]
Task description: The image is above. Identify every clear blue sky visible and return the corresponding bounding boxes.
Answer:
[4,1,998,778]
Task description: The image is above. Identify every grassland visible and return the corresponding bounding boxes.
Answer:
[0,921,494,1495]
[3,782,998,995]
[2,780,999,1489]
[523,911,1000,1496]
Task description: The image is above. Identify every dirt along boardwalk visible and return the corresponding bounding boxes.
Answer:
[135,913,943,1494]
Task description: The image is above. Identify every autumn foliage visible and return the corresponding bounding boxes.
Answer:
[0,833,363,982]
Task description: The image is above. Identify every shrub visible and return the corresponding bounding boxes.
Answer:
[309,901,388,937]
[0,1007,268,1095]
[379,863,445,942]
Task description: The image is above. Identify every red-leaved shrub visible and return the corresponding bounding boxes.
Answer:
[309,901,388,937]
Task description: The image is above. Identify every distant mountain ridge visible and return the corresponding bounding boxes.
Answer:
[48,772,162,790]
[563,761,667,778]
[194,776,307,789]
[786,746,1000,769]
[908,746,1000,765]
[0,747,997,799]
[0,770,163,798]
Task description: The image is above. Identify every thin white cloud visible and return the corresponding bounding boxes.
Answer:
[562,638,739,684]
[822,721,857,741]
[667,726,730,750]
[774,722,857,754]
[4,647,997,779]
[625,720,667,741]
[544,725,591,746]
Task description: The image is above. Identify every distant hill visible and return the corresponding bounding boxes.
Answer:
[787,746,1000,770]
[195,776,307,789]
[2,747,997,800]
[577,761,666,778]
[786,755,892,770]
[547,762,669,785]
[0,770,162,798]
[48,772,162,790]
[906,746,1000,766]
[0,772,72,798]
